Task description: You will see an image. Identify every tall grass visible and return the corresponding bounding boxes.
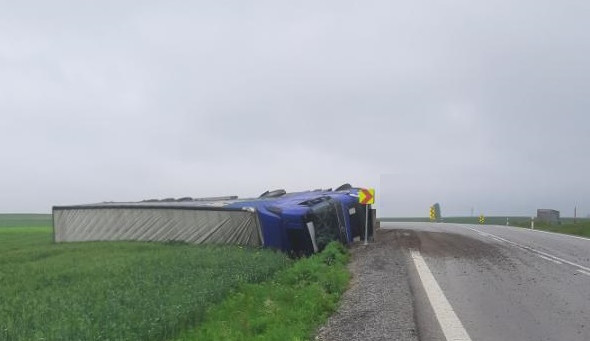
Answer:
[177,242,350,341]
[0,226,290,341]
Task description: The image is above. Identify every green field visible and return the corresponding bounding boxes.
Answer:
[178,242,350,341]
[513,220,590,238]
[0,217,291,340]
[379,216,590,238]
[0,213,52,227]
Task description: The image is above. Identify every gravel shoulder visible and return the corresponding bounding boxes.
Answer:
[315,229,419,341]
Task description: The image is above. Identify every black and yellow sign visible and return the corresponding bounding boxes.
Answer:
[429,206,436,221]
[479,215,485,224]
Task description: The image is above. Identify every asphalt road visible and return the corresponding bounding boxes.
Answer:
[381,222,590,341]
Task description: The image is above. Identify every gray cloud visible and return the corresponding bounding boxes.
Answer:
[1,1,589,216]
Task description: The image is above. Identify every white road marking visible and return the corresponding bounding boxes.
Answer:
[493,224,590,242]
[537,255,563,264]
[410,249,472,341]
[489,236,505,243]
[577,270,590,277]
[464,226,590,273]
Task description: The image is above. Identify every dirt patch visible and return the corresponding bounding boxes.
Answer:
[410,229,517,274]
[314,227,517,340]
[405,229,501,258]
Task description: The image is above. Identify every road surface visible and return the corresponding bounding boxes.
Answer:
[380,222,590,341]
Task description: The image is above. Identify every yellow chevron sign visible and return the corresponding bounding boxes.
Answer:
[359,188,375,205]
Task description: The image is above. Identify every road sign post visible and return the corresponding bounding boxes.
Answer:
[358,188,375,246]
[364,204,371,245]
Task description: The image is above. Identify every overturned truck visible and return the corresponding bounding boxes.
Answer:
[53,185,375,254]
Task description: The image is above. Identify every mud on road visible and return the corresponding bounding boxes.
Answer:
[315,228,510,341]
[319,224,590,341]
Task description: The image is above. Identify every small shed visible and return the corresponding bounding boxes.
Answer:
[537,209,560,224]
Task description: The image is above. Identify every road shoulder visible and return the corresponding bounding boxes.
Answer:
[315,229,419,341]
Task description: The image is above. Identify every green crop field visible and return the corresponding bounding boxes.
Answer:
[0,213,52,227]
[177,242,350,341]
[0,215,290,341]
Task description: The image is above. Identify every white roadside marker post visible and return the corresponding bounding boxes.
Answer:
[531,217,535,229]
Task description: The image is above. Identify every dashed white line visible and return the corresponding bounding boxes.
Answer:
[489,236,505,243]
[494,224,590,242]
[464,225,590,274]
[410,249,472,341]
[577,270,590,277]
[537,255,563,265]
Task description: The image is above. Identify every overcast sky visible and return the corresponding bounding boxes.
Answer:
[1,1,589,216]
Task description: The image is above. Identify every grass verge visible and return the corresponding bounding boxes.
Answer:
[514,220,590,238]
[0,226,290,341]
[379,216,534,225]
[176,241,351,341]
[380,216,590,238]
